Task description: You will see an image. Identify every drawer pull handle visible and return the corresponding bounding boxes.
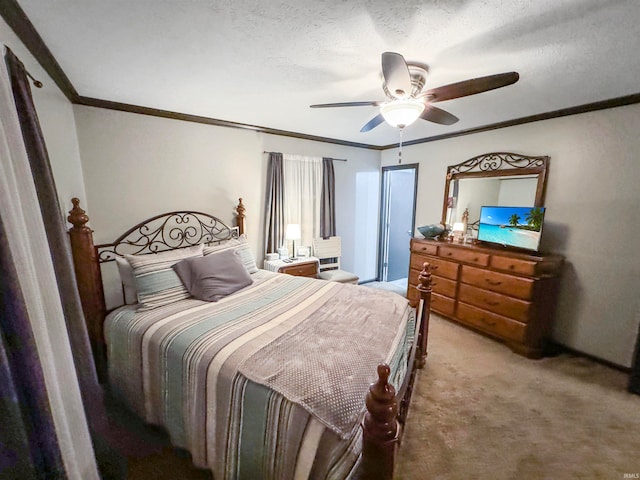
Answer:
[446,252,453,256]
[484,299,499,306]
[473,257,479,262]
[485,279,502,286]
[421,247,427,251]
[481,317,497,327]
[508,265,515,270]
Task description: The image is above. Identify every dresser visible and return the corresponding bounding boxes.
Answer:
[263,257,319,278]
[407,238,563,358]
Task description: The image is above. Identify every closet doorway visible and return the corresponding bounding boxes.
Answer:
[378,164,418,283]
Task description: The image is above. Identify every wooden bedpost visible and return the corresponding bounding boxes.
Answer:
[236,198,246,236]
[67,198,107,381]
[361,364,398,480]
[415,262,433,368]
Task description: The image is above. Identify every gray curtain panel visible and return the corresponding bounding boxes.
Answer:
[264,152,285,255]
[320,157,336,238]
[6,48,125,477]
[630,326,640,394]
[0,214,64,478]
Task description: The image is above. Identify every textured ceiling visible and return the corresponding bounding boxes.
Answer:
[15,0,640,146]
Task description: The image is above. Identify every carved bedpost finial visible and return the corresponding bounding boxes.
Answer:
[416,262,433,294]
[236,198,246,236]
[361,363,398,480]
[68,197,91,231]
[66,197,107,381]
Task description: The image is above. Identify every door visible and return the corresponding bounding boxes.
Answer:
[378,164,418,282]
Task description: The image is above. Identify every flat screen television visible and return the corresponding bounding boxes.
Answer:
[477,206,546,252]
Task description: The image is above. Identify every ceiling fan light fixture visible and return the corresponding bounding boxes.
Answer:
[380,99,425,128]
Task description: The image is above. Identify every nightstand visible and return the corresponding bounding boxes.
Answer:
[263,257,319,278]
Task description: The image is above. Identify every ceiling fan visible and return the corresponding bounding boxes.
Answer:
[310,52,519,132]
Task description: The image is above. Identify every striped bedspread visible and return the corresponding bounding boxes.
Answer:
[105,270,415,479]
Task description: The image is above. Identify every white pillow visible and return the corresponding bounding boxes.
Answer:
[114,256,137,305]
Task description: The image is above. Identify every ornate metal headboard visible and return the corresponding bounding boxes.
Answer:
[67,197,246,381]
[96,211,239,263]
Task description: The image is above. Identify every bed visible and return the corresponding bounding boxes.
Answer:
[66,197,433,479]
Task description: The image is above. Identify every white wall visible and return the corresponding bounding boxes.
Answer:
[382,104,640,367]
[73,106,381,295]
[1,18,87,220]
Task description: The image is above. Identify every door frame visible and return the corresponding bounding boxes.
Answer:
[377,163,419,281]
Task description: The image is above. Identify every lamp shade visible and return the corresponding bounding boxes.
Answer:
[380,99,425,128]
[285,223,301,240]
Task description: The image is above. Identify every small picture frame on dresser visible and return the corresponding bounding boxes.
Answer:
[296,246,310,257]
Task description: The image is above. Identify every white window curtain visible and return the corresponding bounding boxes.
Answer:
[283,154,323,250]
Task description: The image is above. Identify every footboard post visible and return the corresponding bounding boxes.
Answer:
[416,262,433,368]
[67,198,107,381]
[361,364,398,480]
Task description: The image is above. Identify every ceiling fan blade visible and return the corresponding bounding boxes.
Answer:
[420,105,459,125]
[381,52,412,98]
[423,72,519,103]
[310,101,381,108]
[360,113,385,133]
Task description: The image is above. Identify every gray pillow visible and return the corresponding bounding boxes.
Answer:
[172,249,253,302]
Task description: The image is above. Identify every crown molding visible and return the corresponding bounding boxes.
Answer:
[0,0,78,101]
[381,92,640,149]
[3,2,640,151]
[74,96,383,150]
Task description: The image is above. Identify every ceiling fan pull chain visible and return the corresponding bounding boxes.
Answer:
[398,128,404,164]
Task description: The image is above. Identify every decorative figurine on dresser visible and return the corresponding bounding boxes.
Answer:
[408,152,564,358]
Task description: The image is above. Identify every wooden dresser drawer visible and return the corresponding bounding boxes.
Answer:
[410,254,459,281]
[456,303,526,343]
[461,265,534,300]
[458,284,532,323]
[431,293,456,317]
[279,262,317,278]
[411,241,438,256]
[490,255,538,276]
[409,269,457,297]
[439,246,490,267]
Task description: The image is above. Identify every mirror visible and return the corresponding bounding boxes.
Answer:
[441,152,549,229]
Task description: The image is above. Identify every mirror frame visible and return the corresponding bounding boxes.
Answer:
[441,152,550,227]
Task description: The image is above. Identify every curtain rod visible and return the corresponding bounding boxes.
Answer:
[263,151,347,162]
[4,45,43,88]
[26,71,43,88]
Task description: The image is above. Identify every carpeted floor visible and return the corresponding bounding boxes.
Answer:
[394,315,640,480]
[363,278,408,296]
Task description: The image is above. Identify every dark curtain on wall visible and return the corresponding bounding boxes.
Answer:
[0,216,64,479]
[320,157,336,238]
[5,48,124,478]
[264,152,285,255]
[629,324,640,395]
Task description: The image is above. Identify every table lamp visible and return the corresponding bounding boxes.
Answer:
[285,223,301,259]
